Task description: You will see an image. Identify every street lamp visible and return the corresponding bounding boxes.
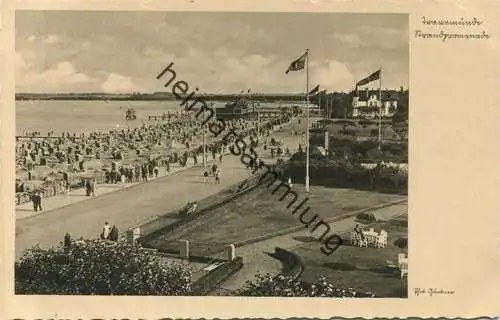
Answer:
[257,102,261,139]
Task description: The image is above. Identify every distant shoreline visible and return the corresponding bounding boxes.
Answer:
[15,92,310,103]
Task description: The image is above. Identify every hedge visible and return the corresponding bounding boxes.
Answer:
[309,134,408,163]
[283,152,407,194]
[15,240,192,295]
[238,273,375,297]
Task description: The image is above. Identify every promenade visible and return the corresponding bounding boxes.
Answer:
[15,117,311,260]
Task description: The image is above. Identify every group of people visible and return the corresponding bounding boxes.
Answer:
[101,221,119,241]
[203,163,221,184]
[16,109,295,211]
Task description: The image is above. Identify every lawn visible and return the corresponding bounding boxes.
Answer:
[293,213,408,298]
[145,183,406,252]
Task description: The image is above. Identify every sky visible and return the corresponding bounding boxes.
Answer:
[15,11,408,94]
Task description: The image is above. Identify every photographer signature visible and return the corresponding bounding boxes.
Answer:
[414,288,455,297]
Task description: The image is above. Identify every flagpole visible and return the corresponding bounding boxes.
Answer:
[378,67,382,151]
[305,49,310,193]
[203,108,206,169]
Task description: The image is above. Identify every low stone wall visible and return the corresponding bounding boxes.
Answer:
[191,257,244,295]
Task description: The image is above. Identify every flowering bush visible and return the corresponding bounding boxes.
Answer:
[238,273,375,297]
[15,240,192,295]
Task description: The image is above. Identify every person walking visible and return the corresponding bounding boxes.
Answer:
[91,178,96,197]
[31,191,39,212]
[35,191,42,211]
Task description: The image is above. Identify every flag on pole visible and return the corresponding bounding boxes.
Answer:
[308,84,320,96]
[285,51,308,74]
[356,69,381,86]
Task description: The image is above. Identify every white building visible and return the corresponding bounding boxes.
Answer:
[352,88,399,118]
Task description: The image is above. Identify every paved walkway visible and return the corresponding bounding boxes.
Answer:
[15,117,311,260]
[218,201,407,292]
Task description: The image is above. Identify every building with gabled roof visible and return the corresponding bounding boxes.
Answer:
[352,88,400,118]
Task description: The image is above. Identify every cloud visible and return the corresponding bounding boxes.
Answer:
[331,26,408,51]
[312,60,355,92]
[101,73,144,93]
[15,52,27,71]
[44,34,59,44]
[331,34,363,48]
[27,35,36,42]
[16,54,98,92]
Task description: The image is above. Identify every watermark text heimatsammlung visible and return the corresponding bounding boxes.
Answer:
[156,62,343,255]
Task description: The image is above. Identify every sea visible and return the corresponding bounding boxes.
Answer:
[16,100,278,136]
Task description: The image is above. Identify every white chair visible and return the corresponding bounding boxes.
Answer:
[400,260,408,278]
[398,253,406,268]
[358,234,368,248]
[365,233,377,247]
[376,234,387,248]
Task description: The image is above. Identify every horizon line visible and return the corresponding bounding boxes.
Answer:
[16,88,406,95]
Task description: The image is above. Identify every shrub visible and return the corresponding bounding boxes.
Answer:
[394,237,408,248]
[339,129,356,136]
[15,240,192,295]
[238,273,375,297]
[356,211,377,223]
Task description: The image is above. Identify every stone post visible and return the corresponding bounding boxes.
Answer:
[225,244,236,261]
[126,227,141,245]
[179,240,190,259]
[324,130,329,152]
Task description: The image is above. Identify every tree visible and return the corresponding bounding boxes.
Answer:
[15,240,192,295]
[392,88,408,123]
[238,273,375,297]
